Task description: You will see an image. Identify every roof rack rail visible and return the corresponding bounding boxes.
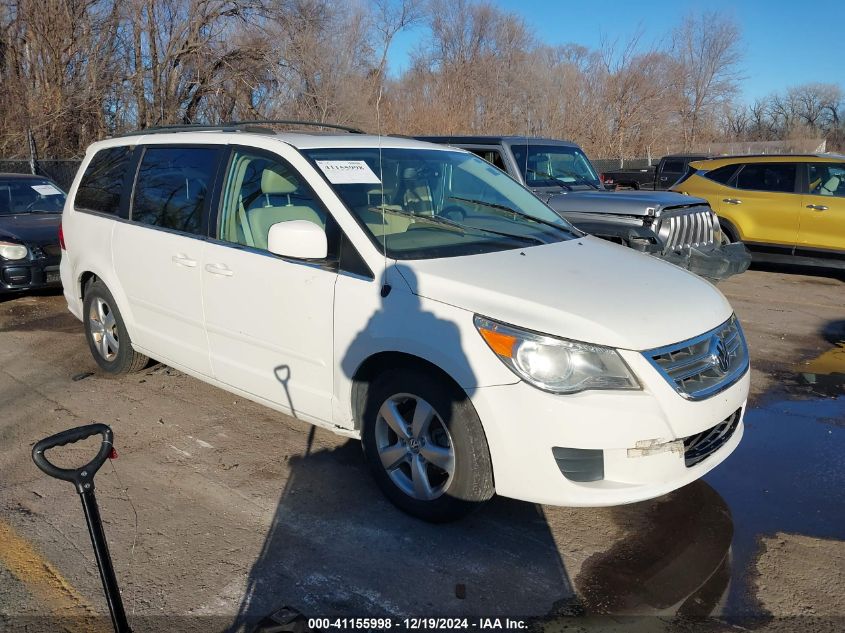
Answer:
[114,120,365,138]
[226,120,365,134]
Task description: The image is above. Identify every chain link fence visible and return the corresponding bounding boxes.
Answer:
[0,159,82,191]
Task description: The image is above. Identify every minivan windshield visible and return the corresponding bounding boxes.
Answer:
[304,147,580,260]
[510,144,601,189]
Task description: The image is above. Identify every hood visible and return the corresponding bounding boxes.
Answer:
[545,190,708,217]
[395,236,732,351]
[0,213,62,244]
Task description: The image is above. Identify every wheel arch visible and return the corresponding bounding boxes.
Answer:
[717,216,741,242]
[350,351,468,432]
[76,270,138,341]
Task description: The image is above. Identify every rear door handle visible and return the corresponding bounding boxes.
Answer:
[806,204,828,211]
[723,198,742,205]
[204,263,233,277]
[172,254,197,267]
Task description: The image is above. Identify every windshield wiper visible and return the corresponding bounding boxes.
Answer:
[558,170,600,189]
[447,196,576,236]
[525,168,572,190]
[378,206,544,245]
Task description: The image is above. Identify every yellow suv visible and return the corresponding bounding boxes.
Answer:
[671,154,845,267]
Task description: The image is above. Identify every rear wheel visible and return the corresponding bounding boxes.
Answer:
[83,280,148,375]
[361,368,494,522]
[718,220,737,245]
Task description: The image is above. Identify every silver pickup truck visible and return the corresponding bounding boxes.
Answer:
[417,136,750,282]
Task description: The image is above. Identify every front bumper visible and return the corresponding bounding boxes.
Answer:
[0,257,62,293]
[566,217,751,282]
[660,242,751,283]
[468,352,749,507]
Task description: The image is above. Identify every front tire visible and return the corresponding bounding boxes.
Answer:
[361,368,494,522]
[83,280,149,375]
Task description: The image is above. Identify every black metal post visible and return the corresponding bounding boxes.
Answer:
[79,489,132,633]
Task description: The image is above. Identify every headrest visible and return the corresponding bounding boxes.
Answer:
[262,167,297,194]
[822,175,840,193]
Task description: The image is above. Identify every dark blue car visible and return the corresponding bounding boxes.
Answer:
[0,173,65,294]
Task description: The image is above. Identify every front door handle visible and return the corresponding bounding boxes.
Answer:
[806,204,829,211]
[172,254,197,267]
[723,198,742,205]
[204,263,233,277]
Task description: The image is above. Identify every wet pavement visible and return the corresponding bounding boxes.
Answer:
[705,391,845,622]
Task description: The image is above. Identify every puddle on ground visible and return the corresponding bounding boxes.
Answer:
[567,388,845,624]
[704,392,845,622]
[793,341,845,398]
[574,481,733,618]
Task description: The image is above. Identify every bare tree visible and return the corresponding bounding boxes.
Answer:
[671,11,743,149]
[8,0,842,160]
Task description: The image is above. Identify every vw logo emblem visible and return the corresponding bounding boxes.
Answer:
[708,336,731,373]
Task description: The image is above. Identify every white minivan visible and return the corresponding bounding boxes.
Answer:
[60,124,749,521]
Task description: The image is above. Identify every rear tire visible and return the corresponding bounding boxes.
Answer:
[83,280,149,375]
[361,368,494,522]
[718,220,737,245]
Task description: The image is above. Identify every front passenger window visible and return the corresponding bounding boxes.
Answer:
[219,150,331,255]
[808,163,845,197]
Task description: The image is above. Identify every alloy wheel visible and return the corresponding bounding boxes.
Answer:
[374,393,455,501]
[88,296,119,361]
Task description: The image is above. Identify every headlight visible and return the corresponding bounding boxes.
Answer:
[0,241,28,260]
[474,315,640,394]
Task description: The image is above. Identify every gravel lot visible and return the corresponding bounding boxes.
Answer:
[0,264,843,632]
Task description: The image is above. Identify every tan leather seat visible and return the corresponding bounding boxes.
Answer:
[394,168,433,215]
[247,167,326,250]
[820,175,841,196]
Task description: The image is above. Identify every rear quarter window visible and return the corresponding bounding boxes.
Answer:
[704,164,740,185]
[131,146,220,236]
[74,147,133,214]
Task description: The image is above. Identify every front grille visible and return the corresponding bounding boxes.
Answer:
[644,315,749,400]
[654,205,716,251]
[42,244,61,257]
[683,408,741,467]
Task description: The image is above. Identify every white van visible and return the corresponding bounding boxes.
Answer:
[60,124,749,521]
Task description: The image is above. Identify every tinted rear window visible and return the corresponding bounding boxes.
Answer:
[75,147,132,214]
[735,163,796,193]
[704,164,740,185]
[131,147,219,235]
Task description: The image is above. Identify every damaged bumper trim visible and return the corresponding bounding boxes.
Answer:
[660,242,751,282]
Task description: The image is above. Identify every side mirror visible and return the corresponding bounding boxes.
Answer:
[267,220,327,259]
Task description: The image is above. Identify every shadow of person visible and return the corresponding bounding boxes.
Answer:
[230,266,575,629]
[339,266,489,519]
[229,437,575,631]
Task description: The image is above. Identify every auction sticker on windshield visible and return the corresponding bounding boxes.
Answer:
[30,184,63,196]
[316,160,381,184]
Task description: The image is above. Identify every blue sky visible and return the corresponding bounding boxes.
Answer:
[387,0,844,103]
